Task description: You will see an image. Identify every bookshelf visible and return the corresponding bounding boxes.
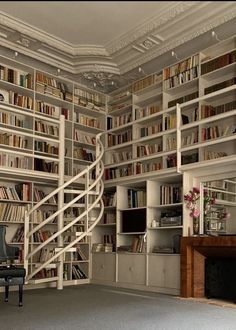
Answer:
[92,36,236,295]
[0,54,107,287]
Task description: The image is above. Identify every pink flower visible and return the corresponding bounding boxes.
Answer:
[193,187,200,194]
[192,208,200,218]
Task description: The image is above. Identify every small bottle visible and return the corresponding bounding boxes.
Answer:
[152,219,157,228]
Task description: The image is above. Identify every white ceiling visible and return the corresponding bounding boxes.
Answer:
[0,1,236,92]
[0,1,171,45]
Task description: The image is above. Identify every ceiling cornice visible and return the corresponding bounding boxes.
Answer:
[0,2,235,92]
[105,1,196,54]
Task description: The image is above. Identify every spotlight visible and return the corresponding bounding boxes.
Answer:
[171,51,180,61]
[57,68,61,75]
[211,30,221,42]
[13,51,18,59]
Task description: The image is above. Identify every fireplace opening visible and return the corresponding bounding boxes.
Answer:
[205,257,236,302]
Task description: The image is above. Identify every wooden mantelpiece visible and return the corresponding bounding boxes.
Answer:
[181,236,236,298]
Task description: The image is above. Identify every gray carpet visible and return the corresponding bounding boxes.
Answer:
[0,284,236,330]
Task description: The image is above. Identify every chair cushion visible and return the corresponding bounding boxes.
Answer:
[0,266,26,278]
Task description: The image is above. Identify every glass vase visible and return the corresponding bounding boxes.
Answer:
[193,217,199,235]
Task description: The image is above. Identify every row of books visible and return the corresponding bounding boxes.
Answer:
[33,229,56,243]
[34,141,59,155]
[0,65,33,89]
[35,121,59,137]
[135,105,161,120]
[110,90,131,103]
[34,188,57,204]
[128,189,146,208]
[163,66,199,90]
[108,150,132,164]
[136,143,162,157]
[103,192,117,207]
[107,112,132,130]
[160,185,182,205]
[204,150,228,160]
[118,235,146,253]
[139,122,163,138]
[12,225,24,243]
[109,102,132,113]
[0,153,30,170]
[32,210,55,224]
[36,72,69,92]
[0,185,21,201]
[35,101,61,118]
[201,50,236,75]
[92,243,114,253]
[37,247,55,263]
[74,113,102,129]
[107,130,132,147]
[74,87,105,108]
[201,100,236,119]
[104,165,134,180]
[204,77,236,95]
[74,130,96,145]
[181,130,198,147]
[165,154,176,169]
[165,136,177,151]
[73,147,95,162]
[136,161,162,174]
[164,55,199,80]
[34,269,57,279]
[0,88,34,109]
[0,133,28,149]
[0,111,25,128]
[72,265,87,279]
[36,83,73,102]
[201,124,234,141]
[0,204,26,223]
[102,212,116,224]
[34,159,58,174]
[164,114,176,130]
[181,108,199,125]
[168,91,199,108]
[132,73,162,93]
[75,246,88,261]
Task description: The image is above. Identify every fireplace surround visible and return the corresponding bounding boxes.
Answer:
[181,236,236,298]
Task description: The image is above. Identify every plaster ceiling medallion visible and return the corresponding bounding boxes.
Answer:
[17,36,30,47]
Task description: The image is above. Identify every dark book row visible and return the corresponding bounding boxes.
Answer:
[204,77,236,95]
[107,130,132,147]
[201,50,236,75]
[168,91,199,108]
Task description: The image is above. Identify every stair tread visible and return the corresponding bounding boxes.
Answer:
[28,276,59,284]
[64,189,98,195]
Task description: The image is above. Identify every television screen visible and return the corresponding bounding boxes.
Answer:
[121,208,146,233]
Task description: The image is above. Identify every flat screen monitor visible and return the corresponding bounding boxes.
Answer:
[121,208,146,233]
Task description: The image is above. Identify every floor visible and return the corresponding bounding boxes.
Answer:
[0,284,236,330]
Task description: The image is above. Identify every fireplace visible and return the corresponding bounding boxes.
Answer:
[181,236,236,299]
[205,257,236,301]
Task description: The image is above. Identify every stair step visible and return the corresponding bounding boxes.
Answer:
[55,247,77,253]
[64,189,98,195]
[34,263,57,269]
[64,203,101,208]
[76,232,92,237]
[28,276,59,284]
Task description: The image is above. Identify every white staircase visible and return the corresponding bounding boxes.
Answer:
[24,133,104,289]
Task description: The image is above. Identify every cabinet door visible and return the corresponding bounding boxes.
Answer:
[148,255,165,287]
[148,254,180,289]
[118,254,145,285]
[92,253,116,282]
[164,255,180,289]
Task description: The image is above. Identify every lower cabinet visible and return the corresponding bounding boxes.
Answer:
[118,253,146,285]
[92,253,116,282]
[148,254,180,290]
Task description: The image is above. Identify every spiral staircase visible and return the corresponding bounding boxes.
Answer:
[23,132,104,289]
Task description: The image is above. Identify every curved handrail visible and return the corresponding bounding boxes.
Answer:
[27,134,104,237]
[28,132,104,217]
[26,164,104,259]
[25,133,105,280]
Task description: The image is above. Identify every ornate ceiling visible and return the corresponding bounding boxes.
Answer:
[0,1,236,93]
